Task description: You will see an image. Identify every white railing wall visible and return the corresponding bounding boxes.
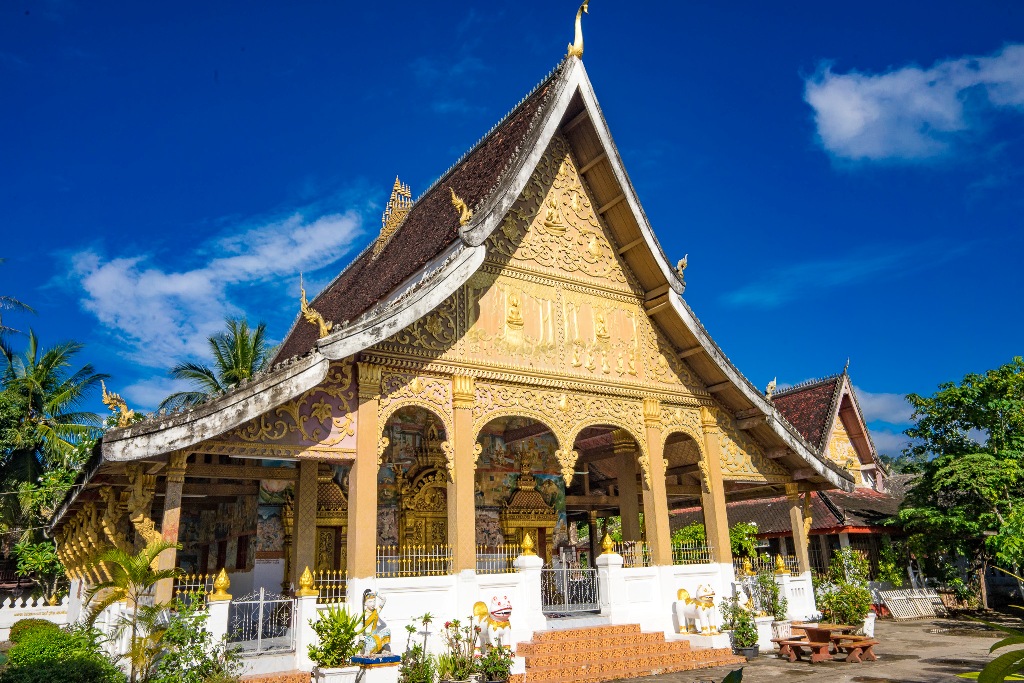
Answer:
[0,595,70,640]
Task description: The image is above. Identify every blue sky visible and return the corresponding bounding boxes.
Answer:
[2,1,1023,457]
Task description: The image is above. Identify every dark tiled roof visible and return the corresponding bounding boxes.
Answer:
[773,376,843,449]
[275,64,564,362]
[669,493,842,536]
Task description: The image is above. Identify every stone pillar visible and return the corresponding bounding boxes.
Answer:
[595,536,628,623]
[348,362,381,580]
[699,407,733,568]
[613,431,641,543]
[294,567,319,672]
[449,375,477,574]
[513,537,546,633]
[641,399,672,566]
[207,569,232,647]
[786,483,811,573]
[291,459,318,590]
[154,451,188,604]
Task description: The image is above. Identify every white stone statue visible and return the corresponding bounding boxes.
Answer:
[675,584,718,634]
[473,595,513,652]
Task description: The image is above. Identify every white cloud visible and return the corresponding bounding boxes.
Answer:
[868,428,913,457]
[805,44,1024,161]
[120,377,192,411]
[853,386,914,425]
[72,210,364,368]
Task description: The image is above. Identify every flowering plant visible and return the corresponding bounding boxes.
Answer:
[436,618,479,681]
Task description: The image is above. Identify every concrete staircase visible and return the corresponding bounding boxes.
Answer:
[512,624,746,683]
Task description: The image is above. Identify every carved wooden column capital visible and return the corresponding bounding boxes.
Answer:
[452,374,475,410]
[357,362,382,401]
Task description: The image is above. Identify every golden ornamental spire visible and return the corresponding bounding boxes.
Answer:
[520,532,537,556]
[567,1,589,59]
[374,176,413,257]
[299,273,333,339]
[296,565,318,597]
[600,532,614,555]
[450,187,473,226]
[101,381,136,428]
[210,568,232,601]
[774,554,790,575]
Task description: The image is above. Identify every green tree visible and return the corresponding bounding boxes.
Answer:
[158,318,269,412]
[12,540,64,602]
[897,357,1024,608]
[85,541,182,683]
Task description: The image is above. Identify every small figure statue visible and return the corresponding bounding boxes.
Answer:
[474,595,513,652]
[765,377,777,400]
[674,584,718,635]
[361,589,391,654]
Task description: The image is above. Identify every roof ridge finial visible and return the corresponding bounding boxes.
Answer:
[567,1,589,59]
[843,357,850,374]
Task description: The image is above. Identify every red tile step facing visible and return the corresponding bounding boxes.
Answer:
[511,624,746,683]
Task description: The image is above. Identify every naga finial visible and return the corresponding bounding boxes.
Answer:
[765,377,777,400]
[676,253,688,291]
[567,1,589,59]
[450,187,473,226]
[101,380,136,428]
[299,273,333,339]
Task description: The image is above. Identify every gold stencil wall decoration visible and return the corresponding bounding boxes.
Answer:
[659,405,705,452]
[486,135,637,292]
[717,418,790,482]
[827,421,862,483]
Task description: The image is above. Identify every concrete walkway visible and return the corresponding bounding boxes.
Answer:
[624,617,1006,683]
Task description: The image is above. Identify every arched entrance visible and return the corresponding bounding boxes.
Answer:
[663,431,714,564]
[474,416,562,566]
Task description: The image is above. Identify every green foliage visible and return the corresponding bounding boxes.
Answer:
[721,670,744,683]
[719,596,758,649]
[960,619,1024,683]
[159,318,269,412]
[13,541,64,600]
[400,614,435,683]
[671,522,705,546]
[308,605,365,668]
[754,571,788,620]
[476,646,513,682]
[8,618,59,644]
[439,618,478,681]
[897,357,1024,594]
[815,548,872,625]
[1,626,124,683]
[149,600,241,683]
[729,523,760,558]
[876,537,906,587]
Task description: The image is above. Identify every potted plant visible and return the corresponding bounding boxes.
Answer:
[755,571,790,639]
[815,548,873,632]
[476,646,513,683]
[309,605,366,683]
[400,614,436,683]
[437,618,479,683]
[720,595,759,659]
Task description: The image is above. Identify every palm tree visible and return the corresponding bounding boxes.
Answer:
[85,541,181,683]
[2,330,108,469]
[0,258,34,353]
[159,317,269,412]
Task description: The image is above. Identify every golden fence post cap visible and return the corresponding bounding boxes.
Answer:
[209,568,232,601]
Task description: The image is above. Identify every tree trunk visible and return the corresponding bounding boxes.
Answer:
[980,559,989,611]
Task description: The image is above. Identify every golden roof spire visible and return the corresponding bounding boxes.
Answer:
[374,176,413,257]
[567,1,589,59]
[299,273,333,339]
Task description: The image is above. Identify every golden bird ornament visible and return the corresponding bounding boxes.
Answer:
[567,1,589,59]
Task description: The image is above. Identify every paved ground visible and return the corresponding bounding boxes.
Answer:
[629,617,1007,683]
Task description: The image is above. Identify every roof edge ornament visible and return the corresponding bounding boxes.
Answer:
[675,253,687,292]
[450,187,473,226]
[567,1,589,59]
[299,273,333,339]
[374,176,413,258]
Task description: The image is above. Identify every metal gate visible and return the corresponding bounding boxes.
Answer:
[540,566,600,615]
[227,588,295,654]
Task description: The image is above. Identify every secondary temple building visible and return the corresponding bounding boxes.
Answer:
[50,52,856,647]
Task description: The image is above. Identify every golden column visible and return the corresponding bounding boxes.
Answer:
[449,375,477,573]
[291,458,319,588]
[612,430,641,543]
[348,362,381,580]
[641,398,673,566]
[154,451,188,603]
[699,406,733,566]
[786,483,812,575]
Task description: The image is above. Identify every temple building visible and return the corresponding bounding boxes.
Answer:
[671,370,909,577]
[49,44,859,669]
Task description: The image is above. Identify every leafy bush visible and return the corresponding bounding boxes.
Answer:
[308,606,364,668]
[719,596,758,650]
[476,645,513,682]
[876,537,905,587]
[8,619,59,644]
[400,615,435,683]
[815,548,873,625]
[672,523,706,546]
[0,627,124,683]
[149,600,241,683]
[754,571,788,620]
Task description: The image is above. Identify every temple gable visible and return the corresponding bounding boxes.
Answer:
[373,136,703,396]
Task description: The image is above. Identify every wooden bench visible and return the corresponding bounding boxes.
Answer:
[832,635,879,663]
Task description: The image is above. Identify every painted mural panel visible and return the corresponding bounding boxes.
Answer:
[202,360,358,460]
[827,422,863,484]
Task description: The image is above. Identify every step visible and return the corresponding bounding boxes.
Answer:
[523,640,692,667]
[514,649,746,683]
[528,623,640,645]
